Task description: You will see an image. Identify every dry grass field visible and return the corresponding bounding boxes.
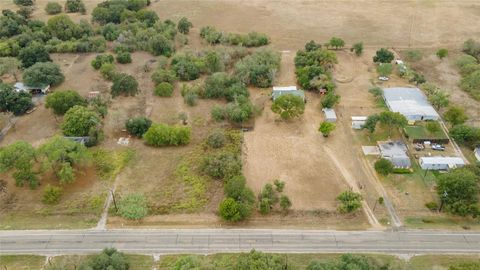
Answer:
[1,0,480,229]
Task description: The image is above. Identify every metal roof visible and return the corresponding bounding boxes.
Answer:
[383,87,439,120]
[273,86,298,91]
[322,108,337,119]
[272,88,305,100]
[420,156,465,165]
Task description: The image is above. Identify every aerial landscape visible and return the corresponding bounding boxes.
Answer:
[0,0,480,269]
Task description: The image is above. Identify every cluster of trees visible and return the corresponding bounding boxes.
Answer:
[362,111,408,136]
[211,96,255,124]
[0,136,89,190]
[295,40,337,92]
[200,26,270,47]
[235,49,281,88]
[458,39,480,100]
[421,83,450,111]
[143,123,191,146]
[257,180,291,215]
[336,190,362,213]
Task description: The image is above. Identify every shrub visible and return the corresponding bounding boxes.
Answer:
[144,123,191,146]
[125,116,152,137]
[235,49,281,87]
[321,92,340,108]
[460,70,480,99]
[225,96,254,123]
[352,42,363,56]
[45,2,62,14]
[392,168,412,174]
[64,0,86,14]
[202,152,242,179]
[328,37,345,49]
[224,175,247,199]
[99,63,116,80]
[117,193,148,220]
[425,201,438,211]
[425,121,441,133]
[219,197,242,222]
[148,34,175,57]
[19,42,51,68]
[404,49,423,62]
[449,125,480,149]
[111,73,138,97]
[151,68,177,84]
[14,0,33,6]
[373,48,394,63]
[61,105,100,136]
[444,106,468,126]
[116,51,132,64]
[436,48,448,59]
[279,195,292,213]
[45,90,86,115]
[376,63,393,77]
[206,129,226,148]
[82,248,130,269]
[336,191,362,213]
[271,94,305,120]
[273,179,285,192]
[177,17,193,34]
[374,158,394,176]
[211,105,226,122]
[23,62,64,87]
[42,185,63,204]
[91,54,114,70]
[171,53,201,81]
[154,82,174,97]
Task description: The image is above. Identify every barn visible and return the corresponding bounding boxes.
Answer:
[383,87,439,121]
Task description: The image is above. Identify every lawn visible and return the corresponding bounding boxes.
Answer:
[403,123,448,141]
[0,255,45,270]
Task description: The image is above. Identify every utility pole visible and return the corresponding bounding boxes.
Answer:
[111,189,118,212]
[439,191,448,212]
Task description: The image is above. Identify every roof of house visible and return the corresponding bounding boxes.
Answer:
[383,87,439,119]
[14,82,49,91]
[351,116,368,121]
[378,141,411,167]
[272,86,305,100]
[420,156,465,165]
[322,108,337,119]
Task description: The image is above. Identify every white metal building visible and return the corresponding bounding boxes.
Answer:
[383,87,439,121]
[322,108,337,122]
[419,157,465,171]
[272,86,305,101]
[351,116,367,129]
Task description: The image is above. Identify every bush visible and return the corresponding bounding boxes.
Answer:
[273,179,285,192]
[425,201,439,211]
[211,105,226,122]
[219,197,242,222]
[444,106,468,126]
[99,63,116,80]
[148,34,175,57]
[280,195,292,213]
[45,2,62,14]
[151,68,177,84]
[61,105,100,136]
[111,73,138,97]
[328,37,345,49]
[0,83,33,115]
[91,54,114,70]
[225,96,254,123]
[45,90,86,115]
[336,191,362,213]
[82,248,130,270]
[271,94,305,120]
[426,121,441,133]
[116,51,131,64]
[117,193,148,220]
[235,49,281,87]
[319,121,336,137]
[144,123,191,146]
[376,63,393,77]
[154,82,174,97]
[321,92,340,108]
[373,48,394,63]
[374,158,394,176]
[177,17,193,34]
[352,42,363,56]
[125,116,152,137]
[171,53,201,81]
[436,48,448,59]
[224,175,246,199]
[460,70,480,99]
[449,125,480,149]
[42,185,63,204]
[206,129,226,148]
[392,168,412,174]
[202,152,242,179]
[404,49,423,62]
[64,0,86,14]
[14,0,33,6]
[23,62,64,87]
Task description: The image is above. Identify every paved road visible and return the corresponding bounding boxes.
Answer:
[1,229,480,255]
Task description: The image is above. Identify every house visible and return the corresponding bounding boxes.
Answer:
[474,147,480,162]
[351,116,367,129]
[378,140,411,168]
[383,87,439,121]
[14,82,50,94]
[322,108,337,122]
[419,157,465,171]
[272,86,305,102]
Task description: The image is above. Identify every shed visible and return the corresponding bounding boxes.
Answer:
[474,147,480,162]
[351,116,367,129]
[272,86,305,101]
[322,108,337,122]
[378,141,411,168]
[383,87,439,121]
[14,82,50,94]
[64,136,89,145]
[419,157,465,171]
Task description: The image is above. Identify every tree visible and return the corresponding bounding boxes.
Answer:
[38,136,89,184]
[14,0,33,6]
[374,158,394,176]
[426,121,441,133]
[321,92,340,108]
[225,96,254,123]
[116,51,132,64]
[23,62,64,86]
[305,40,321,52]
[428,90,450,110]
[0,141,37,188]
[91,54,114,70]
[45,2,62,15]
[373,48,394,63]
[45,90,86,115]
[117,193,148,220]
[279,195,292,214]
[111,73,139,97]
[329,37,345,49]
[82,248,130,270]
[171,53,201,81]
[125,116,152,137]
[64,0,86,13]
[352,42,363,56]
[437,168,479,216]
[17,6,33,19]
[235,49,281,88]
[18,42,51,68]
[0,83,33,115]
[219,197,242,222]
[202,152,242,179]
[376,63,393,77]
[46,15,79,41]
[336,191,362,213]
[177,17,193,34]
[271,94,305,120]
[405,50,423,62]
[444,106,468,126]
[235,250,285,270]
[319,121,336,137]
[144,123,191,146]
[378,111,407,136]
[151,68,177,85]
[436,48,448,59]
[61,105,100,137]
[450,125,480,149]
[363,114,379,133]
[0,57,21,81]
[148,34,175,57]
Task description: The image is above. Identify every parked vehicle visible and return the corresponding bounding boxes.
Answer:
[378,76,389,81]
[431,144,445,151]
[414,143,424,151]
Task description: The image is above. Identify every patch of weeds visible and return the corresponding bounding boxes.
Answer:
[91,148,135,181]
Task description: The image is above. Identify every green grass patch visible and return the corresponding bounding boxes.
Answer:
[0,255,45,270]
[408,255,480,270]
[405,215,480,230]
[91,148,135,181]
[403,123,448,141]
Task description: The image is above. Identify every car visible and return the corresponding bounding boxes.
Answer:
[378,76,389,81]
[431,144,445,151]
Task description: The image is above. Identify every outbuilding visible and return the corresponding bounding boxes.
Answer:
[419,157,465,171]
[474,147,480,162]
[378,140,411,168]
[272,86,305,102]
[322,108,337,122]
[14,82,50,94]
[383,87,439,121]
[351,116,367,129]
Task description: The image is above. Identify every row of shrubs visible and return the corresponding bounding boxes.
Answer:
[200,26,269,47]
[45,0,86,15]
[125,116,191,146]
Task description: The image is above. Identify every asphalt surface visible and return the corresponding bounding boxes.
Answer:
[1,229,480,255]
